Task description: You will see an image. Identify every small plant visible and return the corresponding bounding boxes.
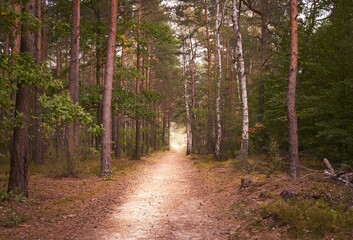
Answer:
[0,209,28,227]
[0,191,27,203]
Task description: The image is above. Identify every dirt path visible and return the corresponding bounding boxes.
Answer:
[89,150,232,240]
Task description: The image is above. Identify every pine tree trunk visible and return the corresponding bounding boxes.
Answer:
[115,113,122,159]
[8,1,34,197]
[215,0,222,159]
[32,0,44,165]
[101,0,118,177]
[41,0,47,61]
[183,39,192,155]
[189,35,197,151]
[288,0,299,179]
[258,11,268,123]
[232,0,249,158]
[134,0,141,160]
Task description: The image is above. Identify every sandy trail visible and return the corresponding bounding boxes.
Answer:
[91,150,229,240]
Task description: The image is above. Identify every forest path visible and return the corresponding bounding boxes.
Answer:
[91,150,230,240]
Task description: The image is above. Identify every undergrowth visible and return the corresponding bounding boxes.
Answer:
[261,197,353,239]
[0,209,28,227]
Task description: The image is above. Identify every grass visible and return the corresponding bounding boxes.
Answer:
[261,197,353,239]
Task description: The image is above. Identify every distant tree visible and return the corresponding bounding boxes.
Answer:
[214,0,222,159]
[135,0,141,160]
[67,0,80,175]
[287,0,299,178]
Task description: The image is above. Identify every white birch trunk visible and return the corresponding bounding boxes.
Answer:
[215,0,222,159]
[232,0,249,157]
[183,40,192,155]
[233,48,241,106]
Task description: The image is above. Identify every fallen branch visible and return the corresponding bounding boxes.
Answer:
[323,158,353,188]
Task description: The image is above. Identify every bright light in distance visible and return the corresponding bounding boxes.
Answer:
[170,122,186,151]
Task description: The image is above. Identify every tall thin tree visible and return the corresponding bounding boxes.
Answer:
[101,0,118,177]
[204,0,213,153]
[67,0,80,174]
[183,38,192,155]
[8,0,35,197]
[287,0,299,178]
[215,0,222,159]
[135,0,141,160]
[232,0,249,158]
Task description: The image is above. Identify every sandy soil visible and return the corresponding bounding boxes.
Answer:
[87,150,235,240]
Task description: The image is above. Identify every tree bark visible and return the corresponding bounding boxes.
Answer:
[101,0,118,177]
[41,0,47,61]
[183,38,192,155]
[288,0,299,179]
[8,1,35,197]
[189,34,197,151]
[204,0,213,153]
[215,0,222,159]
[134,0,141,160]
[67,0,80,175]
[32,0,44,165]
[232,0,249,158]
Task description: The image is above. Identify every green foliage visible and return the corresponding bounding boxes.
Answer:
[0,209,28,227]
[39,92,102,136]
[262,197,353,239]
[0,54,52,145]
[80,85,102,111]
[0,1,40,33]
[141,22,179,45]
[0,191,27,203]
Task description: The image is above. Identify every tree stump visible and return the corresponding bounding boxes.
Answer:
[240,178,252,189]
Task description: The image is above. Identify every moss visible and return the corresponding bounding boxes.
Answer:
[52,195,81,206]
[261,197,353,239]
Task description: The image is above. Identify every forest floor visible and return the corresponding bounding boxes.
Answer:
[1,150,353,239]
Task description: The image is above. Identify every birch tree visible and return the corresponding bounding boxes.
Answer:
[288,0,299,178]
[101,0,118,177]
[215,0,222,159]
[232,0,249,158]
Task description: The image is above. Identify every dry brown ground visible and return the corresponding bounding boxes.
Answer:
[1,150,353,240]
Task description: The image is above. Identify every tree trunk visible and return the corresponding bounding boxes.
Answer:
[204,1,213,153]
[66,0,80,175]
[189,34,197,151]
[101,0,118,177]
[41,0,47,61]
[8,1,35,197]
[32,0,44,165]
[115,113,122,159]
[215,0,222,159]
[134,0,141,160]
[232,0,249,158]
[183,39,192,155]
[288,0,299,179]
